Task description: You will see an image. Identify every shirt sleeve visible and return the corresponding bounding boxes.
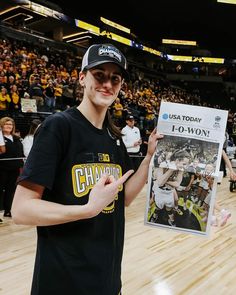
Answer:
[0,129,5,146]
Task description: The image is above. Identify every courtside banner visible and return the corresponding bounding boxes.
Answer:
[145,102,228,236]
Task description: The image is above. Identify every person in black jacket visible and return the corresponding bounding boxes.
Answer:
[0,117,24,218]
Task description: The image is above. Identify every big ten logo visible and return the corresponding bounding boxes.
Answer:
[98,153,110,162]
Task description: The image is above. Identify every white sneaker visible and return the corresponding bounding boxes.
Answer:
[220,209,231,226]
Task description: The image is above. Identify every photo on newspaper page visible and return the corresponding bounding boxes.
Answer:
[145,102,228,236]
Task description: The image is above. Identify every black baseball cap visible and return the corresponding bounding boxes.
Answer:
[126,115,134,120]
[81,43,129,80]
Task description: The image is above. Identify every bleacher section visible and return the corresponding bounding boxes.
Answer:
[0,9,236,142]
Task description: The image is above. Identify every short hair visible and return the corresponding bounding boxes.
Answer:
[28,119,41,135]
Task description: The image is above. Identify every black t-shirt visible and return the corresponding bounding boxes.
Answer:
[19,107,131,295]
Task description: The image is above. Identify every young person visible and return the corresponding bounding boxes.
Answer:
[12,43,163,295]
[150,149,190,226]
[22,119,41,158]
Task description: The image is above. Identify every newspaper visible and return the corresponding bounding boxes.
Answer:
[145,102,228,236]
[21,98,37,113]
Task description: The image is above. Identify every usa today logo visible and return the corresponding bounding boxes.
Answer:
[162,113,169,120]
[161,113,202,123]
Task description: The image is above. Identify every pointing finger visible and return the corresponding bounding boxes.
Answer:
[115,169,134,187]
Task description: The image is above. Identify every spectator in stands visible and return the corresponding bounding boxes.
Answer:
[0,75,7,89]
[19,70,30,95]
[0,117,24,218]
[22,119,41,158]
[44,80,56,112]
[6,75,15,92]
[29,68,39,85]
[29,76,44,111]
[112,97,124,126]
[12,43,163,295]
[144,102,157,130]
[61,77,76,109]
[9,84,20,111]
[0,87,11,111]
[53,80,63,109]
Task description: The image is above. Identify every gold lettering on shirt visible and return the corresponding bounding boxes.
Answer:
[72,163,122,198]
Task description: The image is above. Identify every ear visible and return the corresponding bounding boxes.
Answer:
[79,71,86,87]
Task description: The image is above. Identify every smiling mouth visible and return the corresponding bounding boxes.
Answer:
[99,91,113,96]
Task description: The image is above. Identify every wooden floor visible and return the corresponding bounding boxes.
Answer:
[0,176,236,295]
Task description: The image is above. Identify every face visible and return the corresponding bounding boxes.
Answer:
[79,63,123,109]
[1,88,7,95]
[192,159,199,167]
[176,157,189,170]
[2,120,14,134]
[126,119,135,127]
[204,164,214,175]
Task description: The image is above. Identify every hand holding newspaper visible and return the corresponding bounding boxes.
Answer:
[145,102,228,236]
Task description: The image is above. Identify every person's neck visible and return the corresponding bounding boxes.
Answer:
[4,132,12,136]
[77,101,107,129]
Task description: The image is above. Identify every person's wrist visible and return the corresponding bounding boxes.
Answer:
[144,154,152,163]
[82,203,97,219]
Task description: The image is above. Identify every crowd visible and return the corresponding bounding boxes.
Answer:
[1,36,236,128]
[0,35,236,227]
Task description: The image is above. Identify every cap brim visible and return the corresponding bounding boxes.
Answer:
[84,60,129,81]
